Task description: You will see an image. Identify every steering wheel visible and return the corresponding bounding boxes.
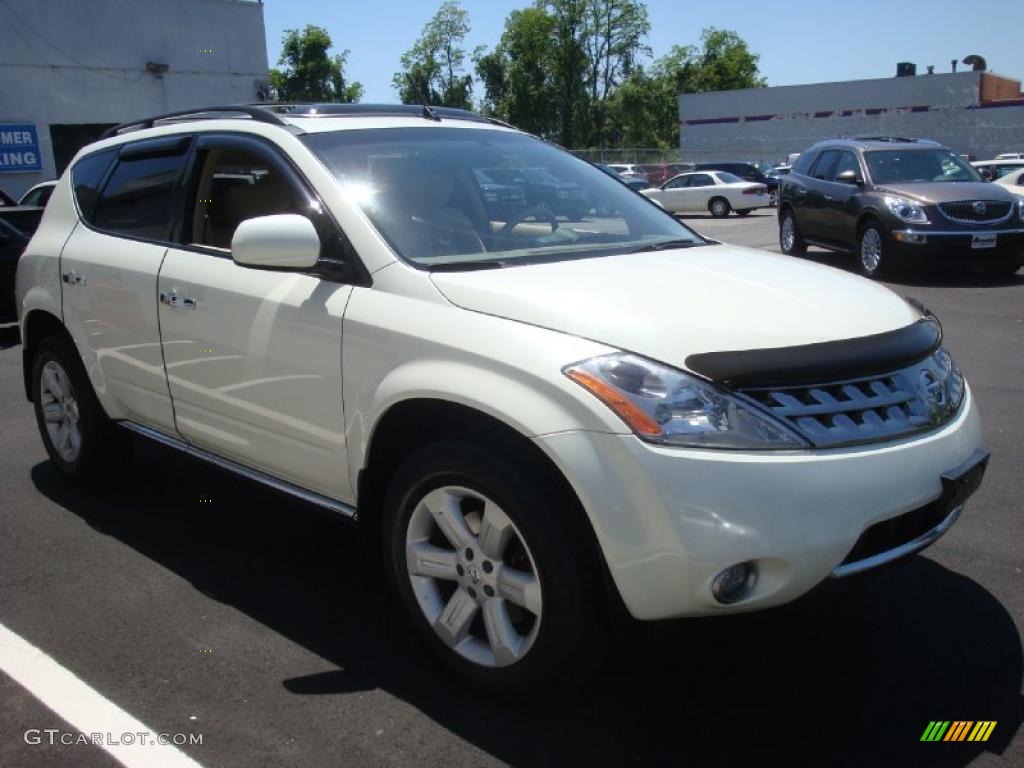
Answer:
[499,206,559,237]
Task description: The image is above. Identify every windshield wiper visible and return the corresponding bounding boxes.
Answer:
[627,239,705,254]
[426,259,507,272]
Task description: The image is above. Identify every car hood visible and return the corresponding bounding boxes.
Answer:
[875,181,1016,204]
[430,245,920,370]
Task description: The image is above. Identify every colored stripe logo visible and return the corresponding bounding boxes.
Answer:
[921,721,997,742]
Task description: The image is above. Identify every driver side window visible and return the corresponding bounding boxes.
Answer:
[188,144,308,250]
[664,176,690,189]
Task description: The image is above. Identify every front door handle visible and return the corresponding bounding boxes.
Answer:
[160,291,197,310]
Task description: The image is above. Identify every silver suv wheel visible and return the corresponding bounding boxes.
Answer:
[405,485,542,668]
[39,360,82,463]
[860,227,883,274]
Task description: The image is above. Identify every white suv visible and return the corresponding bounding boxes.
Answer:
[15,104,988,690]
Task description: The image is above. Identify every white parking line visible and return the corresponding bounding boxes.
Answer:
[0,622,204,768]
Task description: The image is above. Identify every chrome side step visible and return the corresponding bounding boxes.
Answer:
[119,421,358,522]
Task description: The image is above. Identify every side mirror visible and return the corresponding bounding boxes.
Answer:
[835,170,863,185]
[231,214,321,269]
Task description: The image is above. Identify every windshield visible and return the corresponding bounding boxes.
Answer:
[301,127,703,268]
[865,149,983,184]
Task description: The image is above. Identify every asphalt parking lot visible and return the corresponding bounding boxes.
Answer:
[1,210,1022,767]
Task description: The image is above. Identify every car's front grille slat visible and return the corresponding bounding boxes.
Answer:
[938,199,1012,224]
[739,355,960,448]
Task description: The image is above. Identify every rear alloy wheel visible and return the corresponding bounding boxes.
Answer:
[779,210,806,255]
[857,222,889,279]
[709,197,731,218]
[383,441,604,692]
[32,336,132,483]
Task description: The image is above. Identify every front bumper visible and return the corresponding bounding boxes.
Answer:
[889,227,1024,265]
[536,387,984,620]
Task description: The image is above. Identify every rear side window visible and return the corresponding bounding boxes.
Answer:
[71,149,117,220]
[93,141,190,240]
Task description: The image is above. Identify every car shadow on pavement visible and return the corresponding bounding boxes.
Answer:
[31,441,1024,767]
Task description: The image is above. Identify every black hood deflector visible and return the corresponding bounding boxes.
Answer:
[686,316,941,388]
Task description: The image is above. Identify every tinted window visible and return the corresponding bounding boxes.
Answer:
[71,149,117,220]
[832,152,860,180]
[993,164,1024,179]
[188,145,308,249]
[715,172,744,184]
[865,149,982,184]
[811,151,840,180]
[664,175,690,189]
[792,151,816,176]
[93,148,188,239]
[688,174,714,187]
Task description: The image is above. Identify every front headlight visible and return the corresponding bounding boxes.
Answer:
[564,353,808,450]
[884,195,929,224]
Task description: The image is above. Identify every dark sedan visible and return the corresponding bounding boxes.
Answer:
[0,218,30,322]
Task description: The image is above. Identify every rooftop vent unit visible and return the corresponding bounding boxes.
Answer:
[963,54,987,72]
[896,62,917,77]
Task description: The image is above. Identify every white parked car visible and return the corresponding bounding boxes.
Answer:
[995,168,1024,195]
[994,152,1024,160]
[971,159,1024,181]
[642,171,770,217]
[15,104,988,691]
[18,180,58,208]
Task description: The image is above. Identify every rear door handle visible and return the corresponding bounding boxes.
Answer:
[61,270,86,286]
[160,291,197,310]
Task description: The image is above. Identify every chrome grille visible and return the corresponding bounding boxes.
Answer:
[938,199,1012,224]
[739,355,962,448]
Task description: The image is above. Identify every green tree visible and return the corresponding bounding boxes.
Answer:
[616,27,765,148]
[394,0,474,108]
[475,6,558,136]
[269,25,363,103]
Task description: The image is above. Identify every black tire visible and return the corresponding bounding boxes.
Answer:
[983,259,1021,279]
[382,440,605,693]
[31,335,132,484]
[856,220,890,279]
[735,208,753,216]
[778,208,806,255]
[709,197,731,218]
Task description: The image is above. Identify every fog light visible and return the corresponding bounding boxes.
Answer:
[711,561,757,604]
[894,231,927,244]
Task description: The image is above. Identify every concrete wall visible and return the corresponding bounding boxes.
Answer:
[0,0,268,197]
[678,72,1024,166]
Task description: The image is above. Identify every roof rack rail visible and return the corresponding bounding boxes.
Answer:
[851,136,939,144]
[260,102,494,124]
[101,105,289,139]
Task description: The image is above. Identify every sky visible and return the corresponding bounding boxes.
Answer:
[261,0,1024,103]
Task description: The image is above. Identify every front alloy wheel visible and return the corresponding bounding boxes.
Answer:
[858,223,887,279]
[406,486,542,668]
[383,441,605,691]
